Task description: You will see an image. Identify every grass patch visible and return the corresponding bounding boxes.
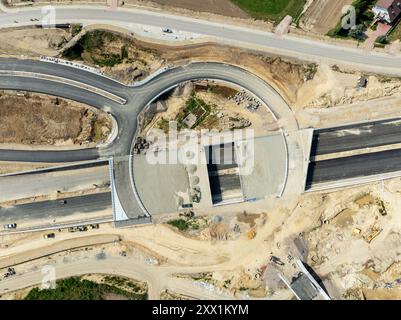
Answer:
[92,53,123,67]
[176,91,213,129]
[167,218,204,232]
[62,30,125,67]
[71,24,83,37]
[103,276,143,292]
[388,19,401,41]
[91,118,110,143]
[207,84,238,98]
[327,0,376,39]
[155,91,218,133]
[167,219,190,231]
[230,0,306,23]
[156,117,170,134]
[24,277,147,300]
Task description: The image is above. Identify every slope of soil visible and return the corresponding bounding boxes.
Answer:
[0,91,112,147]
[0,27,72,57]
[65,30,314,103]
[63,30,165,84]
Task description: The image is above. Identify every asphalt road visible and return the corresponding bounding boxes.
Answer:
[306,148,401,188]
[0,164,110,202]
[2,6,401,75]
[0,75,117,109]
[0,58,128,97]
[5,58,401,216]
[0,148,99,163]
[0,59,292,220]
[4,5,401,216]
[0,192,112,223]
[312,118,401,156]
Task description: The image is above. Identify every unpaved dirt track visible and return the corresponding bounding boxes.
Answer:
[142,0,249,18]
[301,0,353,34]
[0,256,237,299]
[0,234,119,269]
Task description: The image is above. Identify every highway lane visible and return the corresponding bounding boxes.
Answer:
[0,75,115,109]
[0,148,99,162]
[306,148,401,188]
[1,7,401,75]
[0,192,112,223]
[0,58,129,99]
[7,59,401,218]
[0,164,110,202]
[312,118,401,156]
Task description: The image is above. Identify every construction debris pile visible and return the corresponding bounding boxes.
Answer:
[133,136,150,155]
[229,89,261,112]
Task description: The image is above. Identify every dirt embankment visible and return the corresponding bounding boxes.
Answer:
[0,27,73,57]
[151,42,316,104]
[64,29,315,104]
[265,175,401,300]
[0,25,316,106]
[0,91,112,147]
[62,30,165,84]
[140,81,277,138]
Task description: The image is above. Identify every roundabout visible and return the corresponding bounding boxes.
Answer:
[0,58,312,226]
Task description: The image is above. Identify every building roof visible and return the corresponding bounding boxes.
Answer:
[376,0,401,23]
[291,272,319,300]
[377,0,395,8]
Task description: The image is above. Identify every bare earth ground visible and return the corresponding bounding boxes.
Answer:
[295,64,401,128]
[0,28,72,57]
[0,161,63,175]
[141,81,277,137]
[60,28,312,103]
[5,176,401,299]
[92,32,401,130]
[66,29,166,84]
[299,0,354,34]
[131,0,249,18]
[5,0,249,19]
[0,91,112,147]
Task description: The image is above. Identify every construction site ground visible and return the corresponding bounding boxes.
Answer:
[0,91,112,148]
[0,27,73,57]
[4,26,401,299]
[141,81,277,137]
[5,175,401,300]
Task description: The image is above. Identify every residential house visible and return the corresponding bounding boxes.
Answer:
[373,0,401,24]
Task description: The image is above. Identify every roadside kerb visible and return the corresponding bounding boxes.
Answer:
[0,70,127,104]
[0,215,113,236]
[0,158,108,178]
[306,170,401,193]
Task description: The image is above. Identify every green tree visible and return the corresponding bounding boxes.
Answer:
[349,24,365,40]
